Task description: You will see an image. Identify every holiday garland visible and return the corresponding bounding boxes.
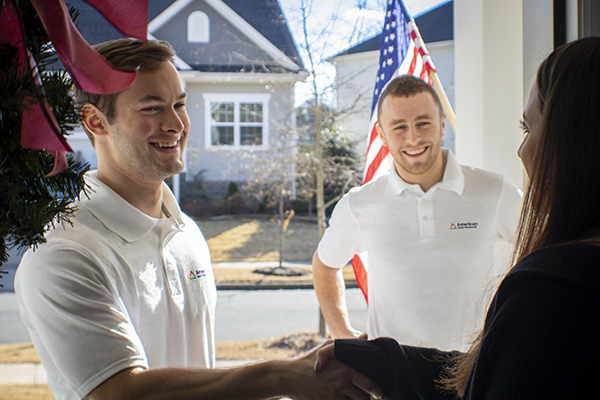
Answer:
[0,1,88,269]
[0,0,148,275]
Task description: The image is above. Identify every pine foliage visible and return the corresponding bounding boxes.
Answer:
[0,1,89,267]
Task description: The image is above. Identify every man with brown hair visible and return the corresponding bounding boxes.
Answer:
[15,39,380,400]
[313,75,523,351]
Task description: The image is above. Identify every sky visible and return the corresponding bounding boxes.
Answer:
[277,0,448,106]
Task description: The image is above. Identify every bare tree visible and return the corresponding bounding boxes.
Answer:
[237,125,298,270]
[286,0,387,336]
[295,116,362,218]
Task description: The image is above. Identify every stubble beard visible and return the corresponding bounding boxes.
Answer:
[112,127,184,183]
[394,138,442,177]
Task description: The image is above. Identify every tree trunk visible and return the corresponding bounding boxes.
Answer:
[313,92,329,337]
[279,186,285,268]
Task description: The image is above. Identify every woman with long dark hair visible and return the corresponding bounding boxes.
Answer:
[314,37,600,399]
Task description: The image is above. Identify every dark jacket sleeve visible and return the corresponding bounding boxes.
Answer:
[335,338,460,400]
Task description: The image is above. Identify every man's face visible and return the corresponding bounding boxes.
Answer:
[376,92,445,183]
[104,61,189,183]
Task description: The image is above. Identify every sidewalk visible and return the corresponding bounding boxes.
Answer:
[0,359,256,385]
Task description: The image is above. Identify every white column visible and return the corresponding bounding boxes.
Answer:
[173,173,180,203]
[522,1,554,111]
[454,0,525,189]
[566,0,579,42]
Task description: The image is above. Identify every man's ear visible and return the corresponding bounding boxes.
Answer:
[376,122,388,147]
[81,104,109,137]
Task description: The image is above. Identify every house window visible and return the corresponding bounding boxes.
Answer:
[188,11,209,43]
[204,94,270,149]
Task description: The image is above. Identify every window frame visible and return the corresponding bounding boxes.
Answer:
[203,93,271,150]
[187,11,210,43]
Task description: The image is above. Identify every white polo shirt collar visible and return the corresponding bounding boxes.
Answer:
[385,148,465,196]
[81,173,185,243]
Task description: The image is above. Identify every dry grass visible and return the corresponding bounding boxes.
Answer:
[0,343,39,363]
[0,334,326,400]
[200,215,356,284]
[197,216,320,262]
[0,332,326,364]
[216,332,325,360]
[0,385,55,400]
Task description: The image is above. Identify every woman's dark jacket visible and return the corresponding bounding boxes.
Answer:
[335,244,600,399]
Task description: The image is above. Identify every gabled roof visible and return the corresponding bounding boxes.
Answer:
[332,0,453,58]
[217,0,303,68]
[66,0,303,72]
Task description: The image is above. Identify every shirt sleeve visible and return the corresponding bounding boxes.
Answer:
[16,244,148,398]
[317,192,364,269]
[335,338,459,400]
[494,177,523,243]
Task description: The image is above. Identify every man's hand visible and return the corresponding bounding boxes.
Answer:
[85,340,382,400]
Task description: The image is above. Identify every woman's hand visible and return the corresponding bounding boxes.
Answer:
[313,341,336,372]
[279,340,383,400]
[312,339,383,399]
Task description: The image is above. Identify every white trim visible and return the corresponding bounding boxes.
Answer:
[179,70,306,83]
[329,50,379,64]
[148,0,194,32]
[147,33,193,70]
[424,39,454,50]
[203,93,271,150]
[330,40,454,64]
[68,131,90,140]
[148,0,300,72]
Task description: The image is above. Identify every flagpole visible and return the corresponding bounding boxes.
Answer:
[430,69,456,131]
[354,0,457,303]
[407,19,457,131]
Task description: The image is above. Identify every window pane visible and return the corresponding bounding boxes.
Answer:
[212,126,234,145]
[211,102,234,123]
[241,126,262,145]
[240,103,262,123]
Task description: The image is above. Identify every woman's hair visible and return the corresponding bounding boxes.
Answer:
[513,37,600,260]
[441,37,600,397]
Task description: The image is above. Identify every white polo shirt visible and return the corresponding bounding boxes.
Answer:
[15,173,216,399]
[318,149,522,350]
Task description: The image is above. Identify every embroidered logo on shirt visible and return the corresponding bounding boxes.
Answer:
[189,269,208,280]
[450,222,478,230]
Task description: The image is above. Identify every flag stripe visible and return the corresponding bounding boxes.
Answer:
[407,46,418,75]
[351,255,369,301]
[364,145,390,183]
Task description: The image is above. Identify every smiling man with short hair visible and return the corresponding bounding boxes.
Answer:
[313,74,523,351]
[15,39,381,400]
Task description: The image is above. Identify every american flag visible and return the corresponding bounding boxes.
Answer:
[352,0,438,303]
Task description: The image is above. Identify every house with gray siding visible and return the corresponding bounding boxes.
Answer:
[66,0,305,200]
